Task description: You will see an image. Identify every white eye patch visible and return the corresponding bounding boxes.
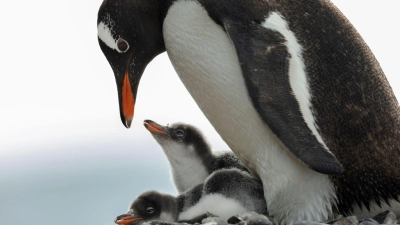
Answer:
[97,21,129,53]
[98,21,118,50]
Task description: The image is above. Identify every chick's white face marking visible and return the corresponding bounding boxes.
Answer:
[163,1,336,224]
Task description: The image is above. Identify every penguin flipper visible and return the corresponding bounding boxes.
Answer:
[222,19,343,174]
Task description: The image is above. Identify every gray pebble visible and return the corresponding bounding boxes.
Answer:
[142,221,175,225]
[227,216,242,224]
[228,212,271,225]
[359,218,379,225]
[325,216,343,224]
[201,222,224,225]
[201,217,228,225]
[293,221,328,225]
[373,210,397,224]
[143,221,193,225]
[383,211,397,224]
[332,216,358,225]
[138,210,400,225]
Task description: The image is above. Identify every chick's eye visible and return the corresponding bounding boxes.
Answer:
[175,130,185,138]
[146,207,155,214]
[117,38,129,52]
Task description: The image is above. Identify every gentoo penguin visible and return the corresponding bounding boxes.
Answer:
[114,168,267,225]
[143,119,249,193]
[97,0,400,223]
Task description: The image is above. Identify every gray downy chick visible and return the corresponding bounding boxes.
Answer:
[144,120,248,193]
[115,168,267,225]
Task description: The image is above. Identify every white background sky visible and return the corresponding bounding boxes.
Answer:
[0,0,399,165]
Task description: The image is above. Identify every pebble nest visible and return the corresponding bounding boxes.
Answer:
[140,211,399,225]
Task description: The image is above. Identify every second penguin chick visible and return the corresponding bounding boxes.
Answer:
[143,120,248,193]
[115,168,267,225]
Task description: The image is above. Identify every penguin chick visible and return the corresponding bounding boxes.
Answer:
[115,168,267,225]
[143,120,248,193]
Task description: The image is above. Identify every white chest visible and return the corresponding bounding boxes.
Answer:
[161,142,209,193]
[170,155,209,194]
[163,1,336,224]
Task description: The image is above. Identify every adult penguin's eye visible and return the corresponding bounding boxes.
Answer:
[117,38,129,52]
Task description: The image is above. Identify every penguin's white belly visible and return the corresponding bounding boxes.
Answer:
[163,1,336,224]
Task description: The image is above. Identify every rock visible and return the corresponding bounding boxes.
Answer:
[201,222,228,225]
[293,221,328,225]
[325,216,344,225]
[227,212,272,225]
[142,221,176,225]
[142,221,194,225]
[359,219,379,225]
[383,212,397,225]
[125,210,400,225]
[227,216,242,224]
[372,210,397,224]
[332,216,358,225]
[372,211,388,224]
[201,216,228,225]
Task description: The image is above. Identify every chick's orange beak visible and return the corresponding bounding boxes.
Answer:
[115,215,142,225]
[143,120,170,137]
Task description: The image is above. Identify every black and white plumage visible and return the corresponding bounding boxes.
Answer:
[98,1,400,224]
[114,168,267,225]
[143,120,248,193]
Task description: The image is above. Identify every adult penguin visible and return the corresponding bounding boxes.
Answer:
[97,1,400,224]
